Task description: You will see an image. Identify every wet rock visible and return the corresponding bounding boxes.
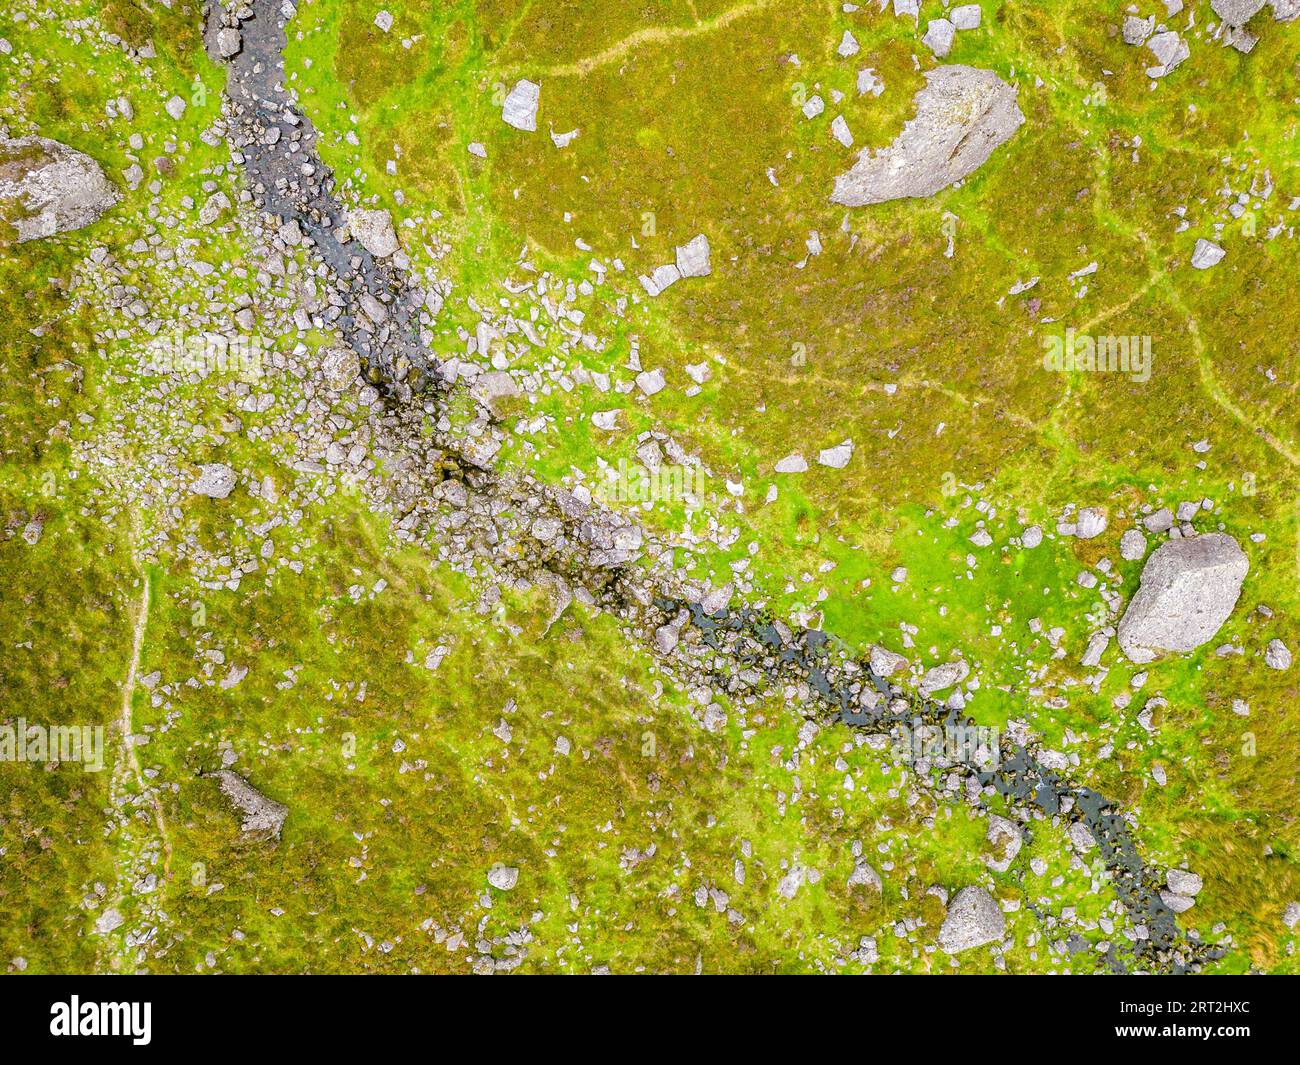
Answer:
[0,136,120,242]
[213,770,288,837]
[1118,534,1249,663]
[192,463,238,499]
[831,66,1024,206]
[938,886,1004,953]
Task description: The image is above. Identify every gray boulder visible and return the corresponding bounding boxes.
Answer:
[831,65,1024,206]
[938,886,1005,953]
[1118,534,1248,663]
[213,770,288,837]
[348,208,400,258]
[1212,0,1266,24]
[1,136,119,242]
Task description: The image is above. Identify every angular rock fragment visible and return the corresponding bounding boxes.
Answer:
[951,4,983,30]
[1265,638,1292,670]
[1117,534,1249,663]
[216,27,242,58]
[923,18,956,58]
[1191,238,1225,269]
[192,463,238,499]
[0,136,120,242]
[502,79,540,132]
[1212,0,1266,24]
[348,207,400,258]
[675,233,711,277]
[986,815,1022,872]
[1145,31,1190,77]
[831,66,1024,206]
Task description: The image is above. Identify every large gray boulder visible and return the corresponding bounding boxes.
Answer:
[1,136,119,242]
[1118,534,1248,663]
[831,65,1024,206]
[938,886,1005,953]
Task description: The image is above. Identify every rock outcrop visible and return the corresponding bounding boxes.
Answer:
[1,135,119,242]
[831,65,1024,206]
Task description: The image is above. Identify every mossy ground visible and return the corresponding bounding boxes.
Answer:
[2,0,1298,972]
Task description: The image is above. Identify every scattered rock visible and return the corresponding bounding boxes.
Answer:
[986,815,1022,872]
[1118,534,1249,663]
[923,19,956,58]
[870,646,908,677]
[951,5,983,30]
[1166,869,1203,897]
[1145,31,1190,77]
[817,440,854,469]
[216,27,242,58]
[1076,507,1107,539]
[920,659,969,695]
[487,864,519,890]
[1212,0,1266,24]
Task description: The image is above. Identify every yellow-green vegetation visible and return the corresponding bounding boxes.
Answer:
[2,0,1299,974]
